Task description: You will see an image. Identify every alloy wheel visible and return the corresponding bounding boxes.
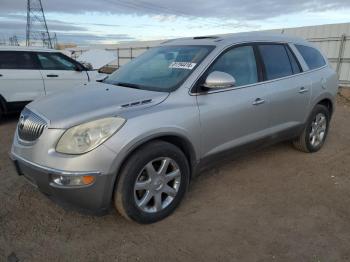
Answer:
[134,157,181,213]
[309,112,327,148]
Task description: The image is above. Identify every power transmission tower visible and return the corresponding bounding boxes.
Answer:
[26,0,53,48]
[9,35,20,46]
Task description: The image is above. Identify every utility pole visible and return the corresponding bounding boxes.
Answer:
[26,0,53,48]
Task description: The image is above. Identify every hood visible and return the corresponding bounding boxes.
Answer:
[27,82,169,129]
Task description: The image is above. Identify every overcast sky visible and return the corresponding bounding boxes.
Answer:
[0,0,349,44]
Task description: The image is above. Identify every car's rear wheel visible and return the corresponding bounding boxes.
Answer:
[114,140,190,224]
[293,104,330,153]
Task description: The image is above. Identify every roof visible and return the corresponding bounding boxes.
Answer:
[161,32,310,47]
[77,49,117,70]
[0,46,56,52]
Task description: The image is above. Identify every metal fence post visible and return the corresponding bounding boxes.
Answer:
[117,48,120,68]
[130,47,133,60]
[336,34,346,77]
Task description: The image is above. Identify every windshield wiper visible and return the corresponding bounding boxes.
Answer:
[113,82,141,89]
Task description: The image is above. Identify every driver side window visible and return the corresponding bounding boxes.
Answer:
[207,45,258,87]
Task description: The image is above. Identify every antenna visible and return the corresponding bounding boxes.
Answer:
[26,0,53,48]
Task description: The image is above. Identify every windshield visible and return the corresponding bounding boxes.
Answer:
[105,45,214,92]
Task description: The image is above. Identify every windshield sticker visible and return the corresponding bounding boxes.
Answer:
[169,62,197,70]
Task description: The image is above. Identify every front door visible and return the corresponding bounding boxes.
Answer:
[36,52,89,95]
[0,51,45,103]
[196,45,270,159]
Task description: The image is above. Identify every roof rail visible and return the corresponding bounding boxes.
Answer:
[193,36,219,40]
[161,39,177,44]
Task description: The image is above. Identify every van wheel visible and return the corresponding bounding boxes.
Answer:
[114,140,190,224]
[293,104,330,153]
[0,106,3,121]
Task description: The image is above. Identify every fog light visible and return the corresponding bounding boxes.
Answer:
[51,174,95,186]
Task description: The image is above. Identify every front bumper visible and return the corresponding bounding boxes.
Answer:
[10,152,114,213]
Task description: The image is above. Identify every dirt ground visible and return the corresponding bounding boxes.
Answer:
[1,96,350,262]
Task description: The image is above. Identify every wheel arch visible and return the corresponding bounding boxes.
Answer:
[119,133,198,178]
[316,98,334,117]
[0,94,7,113]
[107,133,199,205]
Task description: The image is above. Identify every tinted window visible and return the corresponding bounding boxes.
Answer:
[0,51,38,69]
[37,53,77,70]
[295,44,326,70]
[259,45,293,80]
[286,47,302,74]
[207,46,258,87]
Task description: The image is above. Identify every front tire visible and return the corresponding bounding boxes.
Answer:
[114,140,190,224]
[293,104,330,153]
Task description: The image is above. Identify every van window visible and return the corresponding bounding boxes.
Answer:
[258,44,293,80]
[0,51,38,70]
[295,45,326,70]
[206,45,258,87]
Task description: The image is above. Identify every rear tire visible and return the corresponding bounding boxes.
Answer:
[293,104,330,153]
[114,140,190,224]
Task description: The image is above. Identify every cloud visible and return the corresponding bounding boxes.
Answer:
[1,0,349,44]
[56,33,136,44]
[0,15,135,44]
[152,15,178,22]
[0,18,88,32]
[1,0,350,20]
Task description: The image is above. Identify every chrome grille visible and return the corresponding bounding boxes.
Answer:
[18,108,47,142]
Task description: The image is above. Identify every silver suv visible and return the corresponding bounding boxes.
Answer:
[11,33,338,223]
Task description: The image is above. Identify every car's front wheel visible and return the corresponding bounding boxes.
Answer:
[293,104,330,153]
[114,140,190,224]
[0,105,3,121]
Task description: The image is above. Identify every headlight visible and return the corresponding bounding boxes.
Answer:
[56,117,126,154]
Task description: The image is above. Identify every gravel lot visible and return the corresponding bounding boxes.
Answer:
[1,96,350,262]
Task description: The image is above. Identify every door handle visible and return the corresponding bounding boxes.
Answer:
[252,98,265,106]
[0,74,3,77]
[298,87,309,94]
[47,74,59,78]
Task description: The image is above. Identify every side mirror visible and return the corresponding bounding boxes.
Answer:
[203,71,236,89]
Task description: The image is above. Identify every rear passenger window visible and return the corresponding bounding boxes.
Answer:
[258,45,293,80]
[295,45,326,70]
[0,51,38,70]
[207,45,258,87]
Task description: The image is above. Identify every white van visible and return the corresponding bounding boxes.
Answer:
[0,46,103,119]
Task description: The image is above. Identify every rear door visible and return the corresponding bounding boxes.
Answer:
[196,45,270,159]
[0,51,44,103]
[257,43,311,134]
[36,52,89,95]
